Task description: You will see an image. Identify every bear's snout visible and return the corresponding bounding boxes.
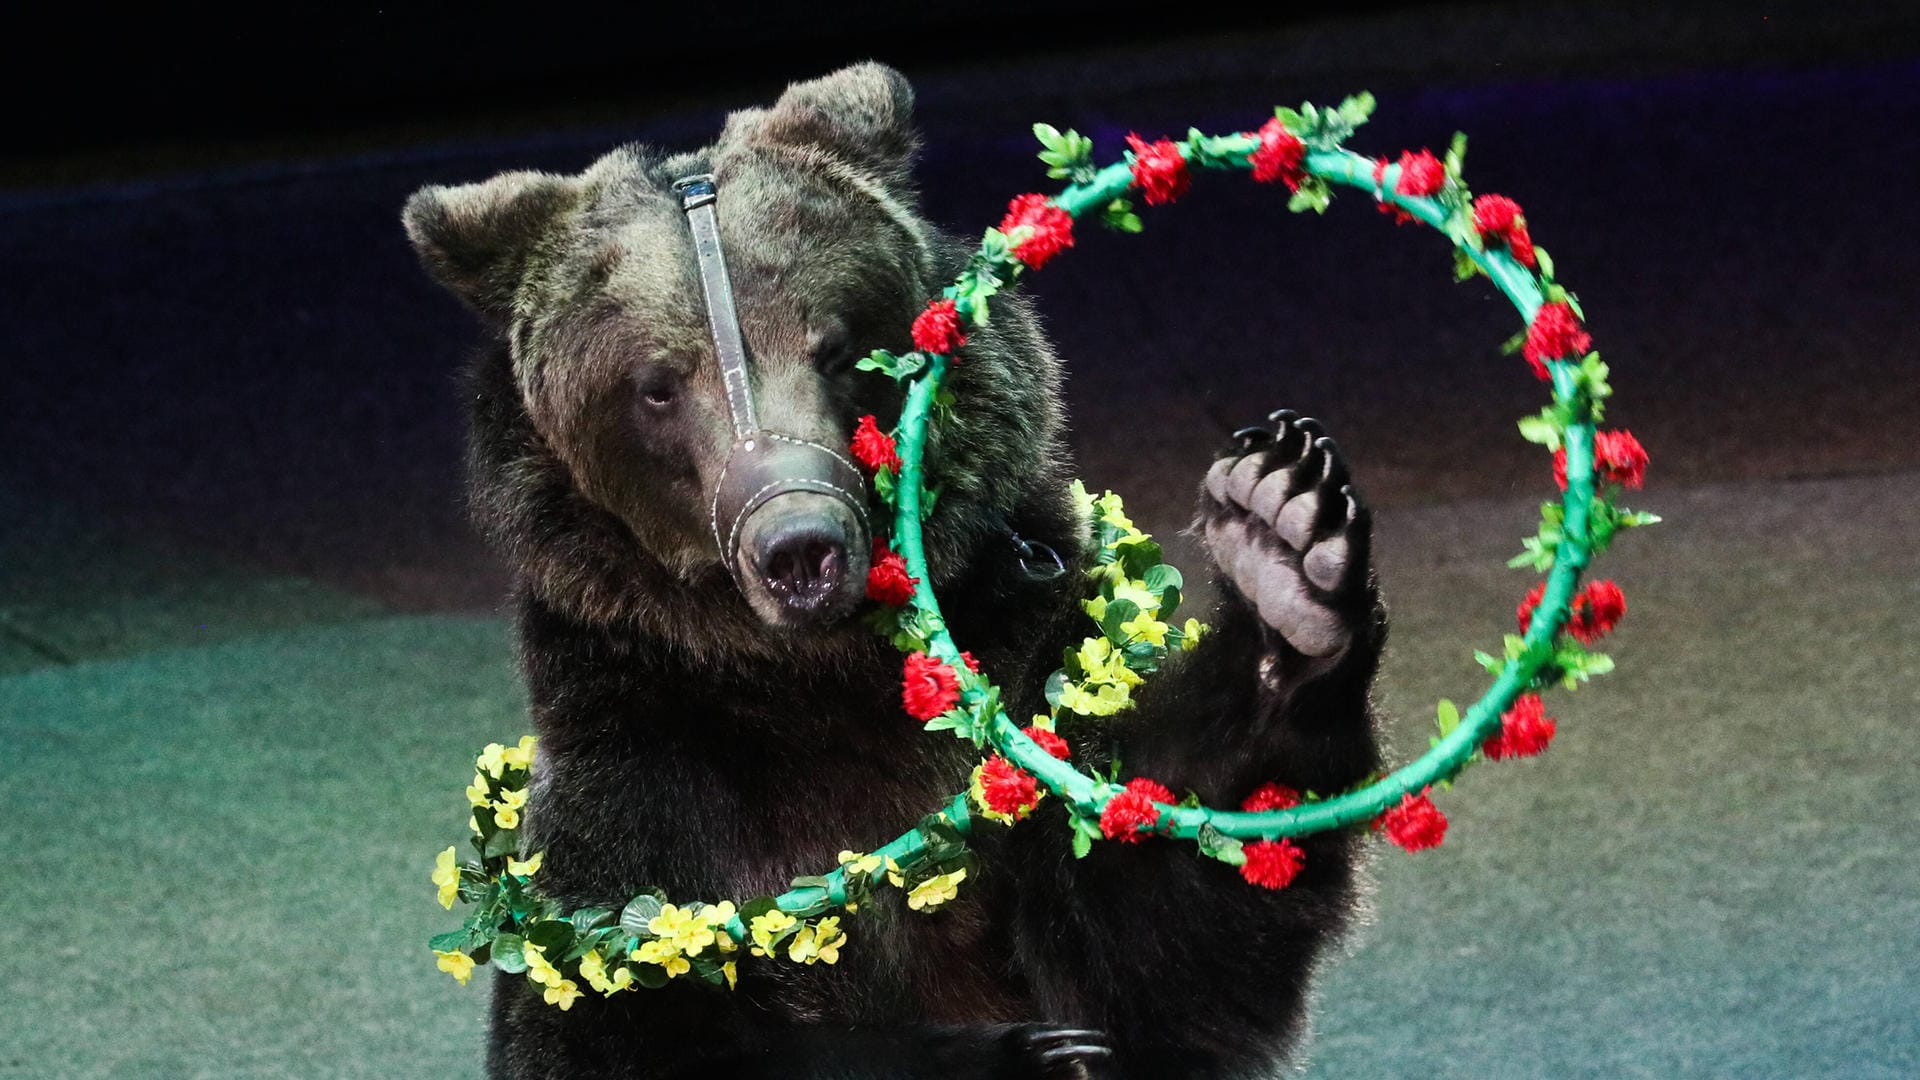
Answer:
[735,491,869,627]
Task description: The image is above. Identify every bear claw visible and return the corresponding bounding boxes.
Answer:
[1008,1025,1113,1079]
[1201,412,1373,660]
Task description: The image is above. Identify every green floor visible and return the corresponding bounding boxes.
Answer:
[3,472,1916,1078]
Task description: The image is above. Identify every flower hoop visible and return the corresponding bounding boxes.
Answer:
[429,94,1656,1004]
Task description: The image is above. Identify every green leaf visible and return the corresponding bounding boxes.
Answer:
[1100,599,1142,644]
[1337,91,1377,127]
[1499,329,1527,356]
[788,875,830,891]
[1196,824,1247,866]
[1071,828,1092,859]
[1436,699,1461,737]
[1474,649,1505,675]
[1534,245,1555,282]
[490,933,527,973]
[525,919,575,956]
[428,930,471,953]
[1616,509,1662,529]
[1117,539,1164,579]
[482,827,520,860]
[1286,175,1333,214]
[1102,198,1142,233]
[619,895,664,938]
[738,896,777,924]
[1143,564,1183,594]
[1453,247,1483,282]
[569,907,615,933]
[633,963,669,989]
[1043,668,1068,709]
[1444,130,1468,184]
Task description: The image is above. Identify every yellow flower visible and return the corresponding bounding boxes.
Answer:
[786,924,820,964]
[506,851,543,877]
[700,900,738,928]
[432,846,460,909]
[647,904,715,956]
[1082,595,1107,622]
[468,814,482,836]
[722,960,738,990]
[501,734,537,770]
[434,949,475,985]
[748,910,797,957]
[493,806,521,830]
[1112,579,1161,616]
[543,977,583,1010]
[884,856,906,888]
[1095,492,1133,531]
[1182,617,1207,651]
[630,937,691,978]
[811,917,846,965]
[476,743,508,779]
[1120,612,1169,647]
[578,949,634,996]
[1068,478,1096,518]
[466,773,491,807]
[497,787,528,811]
[906,868,968,912]
[837,850,884,877]
[523,941,561,987]
[1058,679,1132,717]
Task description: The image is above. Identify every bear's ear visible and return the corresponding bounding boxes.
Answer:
[745,62,919,190]
[402,171,581,323]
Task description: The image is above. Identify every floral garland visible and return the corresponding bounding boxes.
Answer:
[429,93,1656,1004]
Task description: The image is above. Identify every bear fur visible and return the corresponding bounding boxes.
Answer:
[405,62,1385,1080]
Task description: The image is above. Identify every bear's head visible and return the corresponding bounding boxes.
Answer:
[405,64,1073,657]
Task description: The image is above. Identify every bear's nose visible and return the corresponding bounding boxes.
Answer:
[756,525,847,611]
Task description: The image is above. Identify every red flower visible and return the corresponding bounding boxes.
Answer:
[1473,193,1523,234]
[1394,148,1445,197]
[1517,581,1547,634]
[1098,787,1162,843]
[1126,134,1191,206]
[1125,777,1177,805]
[1370,157,1413,225]
[1596,430,1649,489]
[1377,789,1447,852]
[1023,725,1072,760]
[1553,429,1651,492]
[1522,301,1592,380]
[1240,782,1302,813]
[1240,838,1306,890]
[959,651,981,674]
[1567,580,1626,645]
[999,194,1074,270]
[865,540,917,606]
[911,298,967,356]
[849,414,900,473]
[1248,117,1306,190]
[1518,579,1626,644]
[1483,693,1557,760]
[1472,193,1538,269]
[901,652,960,721]
[978,755,1040,817]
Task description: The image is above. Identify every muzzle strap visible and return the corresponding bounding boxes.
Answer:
[674,173,871,589]
[674,174,758,440]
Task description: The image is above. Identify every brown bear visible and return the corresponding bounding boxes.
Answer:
[404,61,1384,1080]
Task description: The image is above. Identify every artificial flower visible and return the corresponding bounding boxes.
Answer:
[850,414,901,473]
[432,846,460,909]
[866,539,917,605]
[911,298,967,356]
[1240,782,1302,813]
[999,194,1074,269]
[1394,148,1445,197]
[1126,134,1191,205]
[1483,694,1557,760]
[434,948,475,985]
[1522,301,1591,379]
[906,868,967,911]
[901,652,961,721]
[1248,116,1307,190]
[1240,839,1306,890]
[1378,789,1448,852]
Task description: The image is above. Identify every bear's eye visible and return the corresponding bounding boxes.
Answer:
[810,319,855,375]
[636,374,678,410]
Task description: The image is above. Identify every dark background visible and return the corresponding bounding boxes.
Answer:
[3,4,1917,1077]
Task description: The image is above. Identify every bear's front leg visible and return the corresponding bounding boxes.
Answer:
[1116,408,1385,803]
[1011,411,1386,1078]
